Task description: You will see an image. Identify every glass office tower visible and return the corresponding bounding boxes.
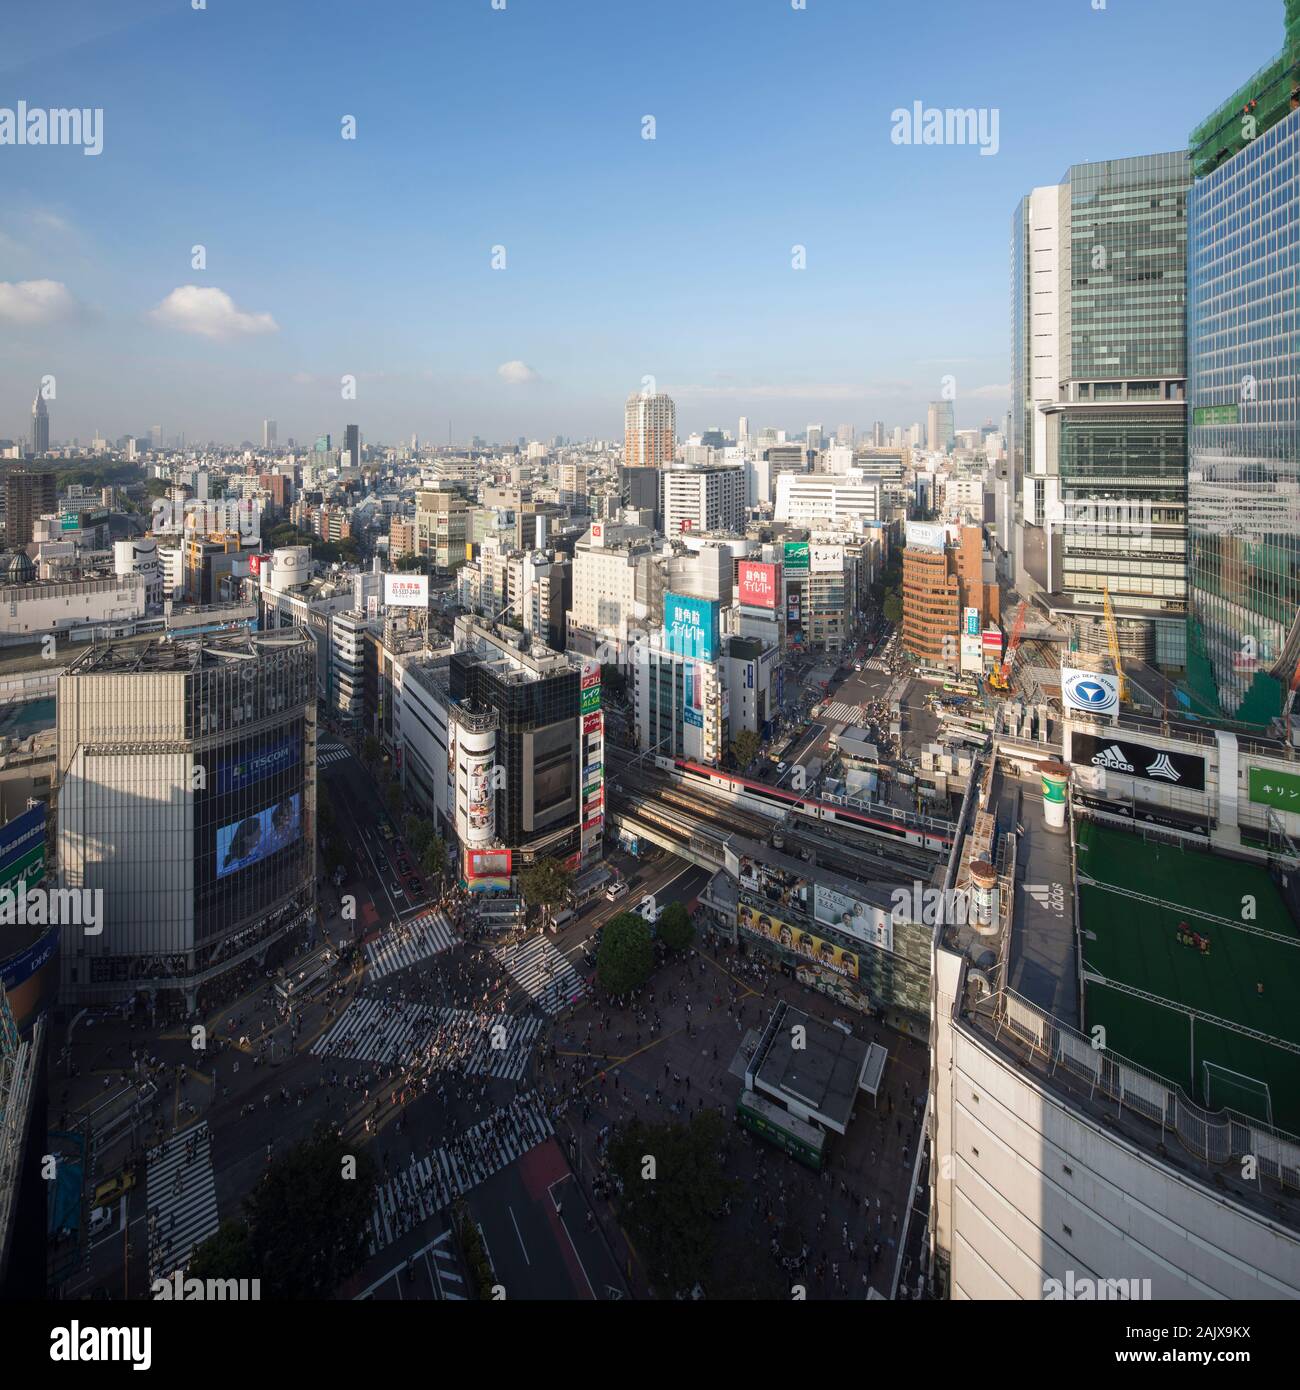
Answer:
[1186,6,1300,720]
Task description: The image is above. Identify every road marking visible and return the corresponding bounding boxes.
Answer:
[509,1205,531,1265]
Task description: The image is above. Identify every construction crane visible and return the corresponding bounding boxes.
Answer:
[1102,585,1128,703]
[988,601,1027,692]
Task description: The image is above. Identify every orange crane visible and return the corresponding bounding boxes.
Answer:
[988,602,1027,692]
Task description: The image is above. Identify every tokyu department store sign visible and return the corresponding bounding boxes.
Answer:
[1248,766,1300,812]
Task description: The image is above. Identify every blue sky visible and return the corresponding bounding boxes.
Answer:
[0,0,1283,447]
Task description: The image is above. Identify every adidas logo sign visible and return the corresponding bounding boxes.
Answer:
[1090,745,1134,773]
[1145,753,1181,783]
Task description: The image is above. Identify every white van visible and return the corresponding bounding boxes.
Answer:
[605,880,628,901]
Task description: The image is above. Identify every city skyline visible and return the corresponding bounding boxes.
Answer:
[0,0,1278,445]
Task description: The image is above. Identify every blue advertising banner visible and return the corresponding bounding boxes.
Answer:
[216,738,299,794]
[664,591,719,661]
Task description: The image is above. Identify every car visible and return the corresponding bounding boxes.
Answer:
[390,882,406,898]
[397,859,411,874]
[407,878,421,896]
[89,1206,114,1238]
[777,761,788,775]
[93,1169,136,1205]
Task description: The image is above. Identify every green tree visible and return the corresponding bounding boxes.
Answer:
[656,901,694,953]
[596,911,654,995]
[186,1218,254,1282]
[420,835,448,883]
[883,592,903,624]
[730,729,762,770]
[519,857,572,914]
[242,1126,378,1298]
[607,1111,735,1294]
[362,735,381,768]
[403,814,432,857]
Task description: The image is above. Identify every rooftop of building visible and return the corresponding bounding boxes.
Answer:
[749,1001,870,1134]
[64,625,312,676]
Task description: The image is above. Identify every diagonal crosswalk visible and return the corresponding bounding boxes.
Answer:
[493,936,587,1015]
[365,911,456,981]
[145,1121,220,1280]
[444,1009,544,1082]
[365,1092,555,1256]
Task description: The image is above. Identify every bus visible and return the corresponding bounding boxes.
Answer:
[274,946,337,1007]
[735,1090,826,1171]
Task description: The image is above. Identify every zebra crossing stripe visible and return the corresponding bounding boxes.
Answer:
[312,996,436,1062]
[145,1121,220,1280]
[493,936,586,1015]
[364,1093,555,1256]
[365,911,456,981]
[318,745,353,767]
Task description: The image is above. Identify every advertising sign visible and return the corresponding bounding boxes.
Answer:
[809,545,843,573]
[589,523,604,544]
[664,591,719,661]
[0,805,46,894]
[787,594,801,624]
[467,848,512,879]
[905,522,945,553]
[964,607,979,637]
[783,541,810,573]
[466,756,495,834]
[812,884,894,954]
[1061,668,1120,716]
[738,561,779,610]
[1248,766,1300,812]
[1070,732,1205,790]
[737,902,860,980]
[216,794,301,879]
[960,633,983,674]
[217,738,298,794]
[581,685,602,715]
[982,628,1003,652]
[583,712,603,737]
[384,573,429,608]
[581,663,601,690]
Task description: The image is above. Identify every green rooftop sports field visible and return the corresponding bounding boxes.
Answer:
[1076,820,1300,1135]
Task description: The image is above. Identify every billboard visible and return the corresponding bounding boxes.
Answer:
[1248,767,1300,812]
[783,541,810,572]
[1070,732,1205,790]
[0,805,46,895]
[384,573,429,608]
[737,902,860,980]
[809,544,843,573]
[217,737,298,794]
[664,591,719,661]
[982,628,1003,652]
[466,756,495,835]
[787,593,801,624]
[581,685,602,715]
[467,848,512,879]
[964,607,979,636]
[738,561,779,610]
[1061,668,1120,716]
[581,662,601,690]
[960,633,983,674]
[812,885,894,954]
[216,794,301,879]
[905,522,945,553]
[583,711,603,736]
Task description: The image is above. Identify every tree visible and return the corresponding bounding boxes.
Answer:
[420,835,447,883]
[186,1218,254,1282]
[362,735,381,768]
[596,911,654,995]
[883,593,903,624]
[403,814,432,857]
[607,1111,736,1294]
[385,781,403,820]
[730,729,762,770]
[241,1126,378,1298]
[656,901,694,953]
[519,857,572,914]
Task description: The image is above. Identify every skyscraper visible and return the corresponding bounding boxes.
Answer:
[927,400,955,453]
[872,420,885,448]
[343,423,360,469]
[262,418,277,449]
[806,424,824,451]
[4,469,57,547]
[624,392,676,469]
[1010,152,1193,665]
[1185,0,1300,721]
[30,391,49,457]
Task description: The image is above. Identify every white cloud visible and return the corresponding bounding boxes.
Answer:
[0,279,80,326]
[149,286,278,340]
[497,360,539,385]
[966,382,1010,399]
[290,371,314,385]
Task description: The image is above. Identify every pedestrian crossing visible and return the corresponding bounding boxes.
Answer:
[821,700,866,724]
[493,935,587,1015]
[366,911,456,980]
[145,1121,220,1280]
[364,1091,555,1256]
[312,996,436,1064]
[862,657,890,672]
[426,1228,466,1300]
[318,743,353,767]
[438,1008,544,1082]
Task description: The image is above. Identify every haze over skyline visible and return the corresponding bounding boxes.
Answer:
[0,0,1275,446]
